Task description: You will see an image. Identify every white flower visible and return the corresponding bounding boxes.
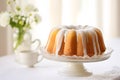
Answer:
[24,4,38,13]
[34,14,41,23]
[0,12,10,27]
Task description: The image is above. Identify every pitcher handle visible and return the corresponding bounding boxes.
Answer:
[32,39,41,51]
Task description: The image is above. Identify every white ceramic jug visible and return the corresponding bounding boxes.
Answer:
[14,31,41,53]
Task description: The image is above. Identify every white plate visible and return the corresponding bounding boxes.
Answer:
[41,47,113,63]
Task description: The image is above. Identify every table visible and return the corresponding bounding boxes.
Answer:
[0,38,120,80]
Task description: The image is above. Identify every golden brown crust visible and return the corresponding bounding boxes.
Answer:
[95,29,106,54]
[64,29,77,56]
[77,33,84,56]
[58,38,65,55]
[86,32,95,57]
[46,28,60,54]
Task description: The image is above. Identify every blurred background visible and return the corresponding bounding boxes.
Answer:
[0,0,120,56]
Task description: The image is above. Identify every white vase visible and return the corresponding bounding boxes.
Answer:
[13,30,41,53]
[13,30,32,53]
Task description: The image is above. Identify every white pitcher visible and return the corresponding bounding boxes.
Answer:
[14,31,41,53]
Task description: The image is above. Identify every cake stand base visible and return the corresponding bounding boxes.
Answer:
[59,63,92,77]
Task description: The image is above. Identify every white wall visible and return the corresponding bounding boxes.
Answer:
[0,0,13,56]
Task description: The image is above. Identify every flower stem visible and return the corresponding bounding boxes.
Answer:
[14,29,25,50]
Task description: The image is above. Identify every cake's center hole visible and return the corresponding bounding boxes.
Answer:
[66,26,77,30]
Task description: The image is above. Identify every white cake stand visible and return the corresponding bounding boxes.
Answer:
[41,47,113,77]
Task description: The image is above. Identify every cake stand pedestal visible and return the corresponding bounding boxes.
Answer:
[42,47,113,77]
[59,63,92,77]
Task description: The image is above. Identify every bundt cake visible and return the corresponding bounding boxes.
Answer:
[45,25,106,57]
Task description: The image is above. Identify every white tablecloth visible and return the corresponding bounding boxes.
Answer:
[0,38,120,80]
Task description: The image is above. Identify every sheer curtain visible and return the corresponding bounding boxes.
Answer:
[33,0,120,46]
[102,0,120,39]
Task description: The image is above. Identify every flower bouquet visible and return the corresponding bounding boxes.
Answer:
[0,0,41,50]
